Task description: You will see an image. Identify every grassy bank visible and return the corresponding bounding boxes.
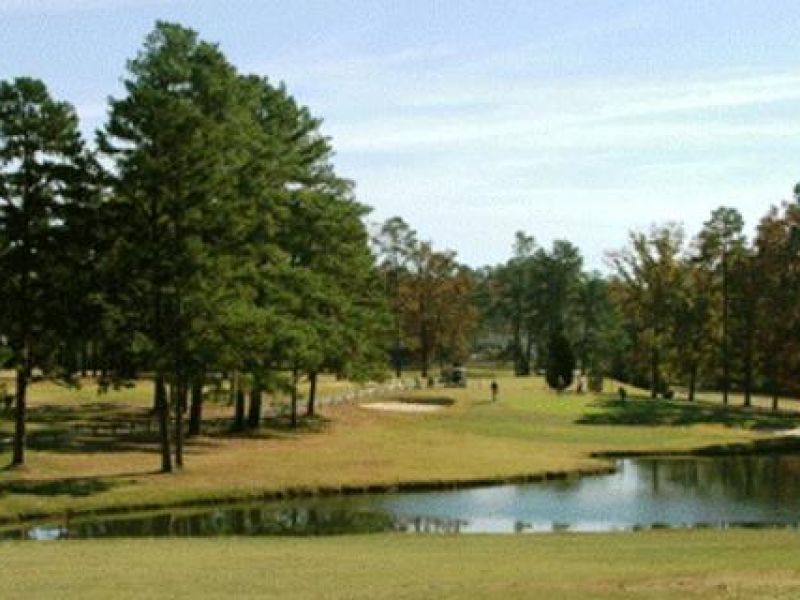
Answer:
[2,531,800,599]
[0,374,796,522]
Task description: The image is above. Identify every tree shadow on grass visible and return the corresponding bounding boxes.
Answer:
[21,403,148,426]
[577,396,800,430]
[0,403,223,455]
[0,477,118,498]
[25,429,221,455]
[0,404,143,430]
[211,414,333,440]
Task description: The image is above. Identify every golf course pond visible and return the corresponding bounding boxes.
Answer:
[4,452,800,540]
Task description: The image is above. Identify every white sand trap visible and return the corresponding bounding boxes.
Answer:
[361,401,445,413]
[775,427,800,436]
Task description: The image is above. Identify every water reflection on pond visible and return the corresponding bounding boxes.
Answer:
[5,453,800,540]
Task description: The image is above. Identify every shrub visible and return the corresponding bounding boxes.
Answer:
[545,331,575,392]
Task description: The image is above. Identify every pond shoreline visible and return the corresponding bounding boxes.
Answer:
[591,434,800,458]
[0,465,617,529]
[5,434,800,531]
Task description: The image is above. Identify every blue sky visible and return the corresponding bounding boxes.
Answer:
[3,0,800,268]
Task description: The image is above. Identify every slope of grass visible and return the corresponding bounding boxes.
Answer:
[2,531,800,599]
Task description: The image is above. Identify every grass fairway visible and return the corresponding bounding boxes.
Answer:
[0,374,797,522]
[2,531,800,599]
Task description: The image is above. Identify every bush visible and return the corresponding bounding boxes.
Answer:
[545,331,575,392]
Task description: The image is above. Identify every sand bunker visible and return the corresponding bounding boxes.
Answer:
[775,427,800,436]
[361,401,445,413]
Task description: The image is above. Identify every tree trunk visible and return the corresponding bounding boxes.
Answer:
[522,334,534,376]
[156,374,172,473]
[768,361,779,412]
[306,371,318,417]
[512,320,523,376]
[247,374,262,429]
[228,373,237,406]
[688,362,697,402]
[80,342,88,378]
[188,378,203,437]
[650,346,659,399]
[174,382,185,469]
[90,340,98,378]
[721,247,729,406]
[743,356,753,408]
[743,325,753,408]
[393,335,403,378]
[290,367,298,428]
[12,364,28,467]
[152,371,167,414]
[234,388,246,431]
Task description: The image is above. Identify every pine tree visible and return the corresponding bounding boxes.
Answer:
[99,22,252,471]
[698,207,746,406]
[0,77,91,466]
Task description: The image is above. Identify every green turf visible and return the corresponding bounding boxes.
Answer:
[1,531,799,599]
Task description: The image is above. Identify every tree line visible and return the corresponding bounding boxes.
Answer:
[608,202,800,406]
[477,199,800,406]
[1,21,392,471]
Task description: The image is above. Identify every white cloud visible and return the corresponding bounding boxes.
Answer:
[260,42,800,160]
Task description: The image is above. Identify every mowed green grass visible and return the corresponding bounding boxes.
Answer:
[2,531,800,599]
[0,374,796,522]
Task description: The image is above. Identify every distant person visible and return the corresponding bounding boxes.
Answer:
[618,386,627,402]
[490,380,499,402]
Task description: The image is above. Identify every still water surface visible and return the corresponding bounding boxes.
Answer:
[5,453,800,540]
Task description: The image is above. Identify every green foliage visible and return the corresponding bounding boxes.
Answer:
[574,271,624,381]
[608,224,685,396]
[0,76,94,464]
[93,21,392,462]
[479,233,585,377]
[605,200,800,407]
[0,77,90,368]
[544,330,575,391]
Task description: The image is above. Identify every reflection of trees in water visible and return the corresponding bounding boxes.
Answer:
[0,510,472,539]
[395,515,468,534]
[642,455,800,504]
[13,505,400,539]
[0,527,27,540]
